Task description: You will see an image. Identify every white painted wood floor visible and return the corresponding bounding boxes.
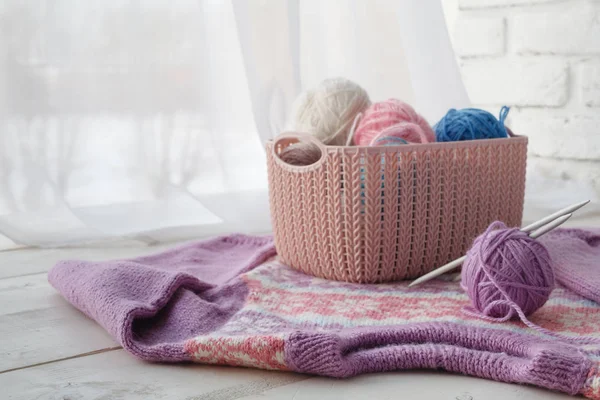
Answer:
[3,212,598,399]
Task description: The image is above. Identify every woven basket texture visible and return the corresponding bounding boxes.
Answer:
[267,134,528,283]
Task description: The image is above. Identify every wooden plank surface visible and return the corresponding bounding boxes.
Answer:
[0,349,307,400]
[0,273,63,316]
[235,372,572,400]
[0,266,119,371]
[0,241,181,371]
[0,241,177,280]
[0,295,119,372]
[0,351,573,400]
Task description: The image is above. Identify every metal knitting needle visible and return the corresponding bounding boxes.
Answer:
[528,212,572,239]
[520,199,589,233]
[408,200,589,287]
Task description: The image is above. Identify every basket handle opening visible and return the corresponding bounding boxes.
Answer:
[272,132,328,171]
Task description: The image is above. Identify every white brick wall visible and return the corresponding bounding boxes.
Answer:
[444,0,600,194]
[581,62,600,107]
[512,2,600,55]
[460,58,569,106]
[509,108,600,159]
[453,16,504,56]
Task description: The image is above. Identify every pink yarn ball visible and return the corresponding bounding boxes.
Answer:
[353,99,435,146]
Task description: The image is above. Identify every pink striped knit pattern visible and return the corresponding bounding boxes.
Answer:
[184,260,600,398]
[184,334,288,370]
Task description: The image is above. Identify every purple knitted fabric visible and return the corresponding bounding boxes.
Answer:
[48,234,276,361]
[48,230,600,399]
[540,229,600,304]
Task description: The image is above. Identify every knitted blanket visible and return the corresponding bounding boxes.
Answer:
[49,230,600,399]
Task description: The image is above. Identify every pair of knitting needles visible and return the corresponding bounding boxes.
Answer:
[409,200,590,287]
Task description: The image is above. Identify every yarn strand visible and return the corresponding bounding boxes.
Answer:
[499,106,510,136]
[346,112,363,146]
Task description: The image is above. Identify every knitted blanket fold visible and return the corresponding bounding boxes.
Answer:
[49,230,600,399]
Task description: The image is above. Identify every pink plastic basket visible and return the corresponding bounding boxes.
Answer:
[266,132,528,283]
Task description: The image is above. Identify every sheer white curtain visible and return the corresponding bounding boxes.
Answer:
[0,0,469,250]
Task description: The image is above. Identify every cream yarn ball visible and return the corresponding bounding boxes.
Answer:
[290,78,371,146]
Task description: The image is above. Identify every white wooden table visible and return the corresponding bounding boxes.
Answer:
[4,213,597,399]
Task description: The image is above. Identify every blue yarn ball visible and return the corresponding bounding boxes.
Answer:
[434,106,510,142]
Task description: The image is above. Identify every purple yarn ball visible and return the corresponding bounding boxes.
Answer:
[461,221,555,320]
